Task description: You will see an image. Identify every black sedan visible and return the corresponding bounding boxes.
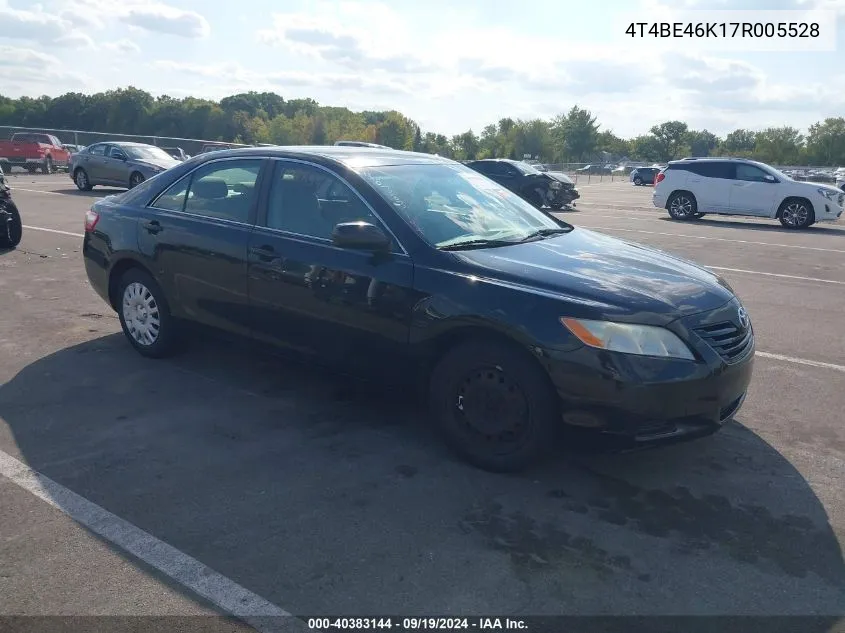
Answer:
[465,159,580,209]
[82,146,754,472]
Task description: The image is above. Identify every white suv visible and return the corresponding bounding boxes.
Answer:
[652,157,844,229]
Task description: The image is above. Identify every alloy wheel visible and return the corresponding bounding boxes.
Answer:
[670,196,694,219]
[781,202,809,227]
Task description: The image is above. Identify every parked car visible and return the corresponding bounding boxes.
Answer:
[0,132,71,174]
[198,142,243,154]
[836,174,845,192]
[465,158,580,209]
[70,142,180,191]
[162,147,190,161]
[0,165,22,248]
[630,167,660,186]
[653,157,844,229]
[83,146,754,472]
[575,164,612,175]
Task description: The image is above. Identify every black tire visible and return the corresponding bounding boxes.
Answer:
[1,163,11,175]
[116,268,178,358]
[0,202,22,248]
[42,156,54,174]
[667,191,698,220]
[777,198,815,229]
[428,338,559,473]
[129,172,145,189]
[633,177,643,185]
[74,168,93,191]
[550,202,565,210]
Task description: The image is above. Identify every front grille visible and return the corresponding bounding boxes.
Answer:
[694,321,753,363]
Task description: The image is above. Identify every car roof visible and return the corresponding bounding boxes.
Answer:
[191,145,457,168]
[107,142,158,148]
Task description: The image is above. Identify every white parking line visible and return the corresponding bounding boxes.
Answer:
[13,188,67,196]
[579,225,845,254]
[707,266,845,285]
[0,449,303,632]
[23,225,84,238]
[756,352,845,373]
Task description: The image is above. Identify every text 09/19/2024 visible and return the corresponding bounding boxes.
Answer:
[613,10,837,52]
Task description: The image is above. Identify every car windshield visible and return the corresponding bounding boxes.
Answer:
[513,161,541,175]
[124,146,175,161]
[357,163,564,249]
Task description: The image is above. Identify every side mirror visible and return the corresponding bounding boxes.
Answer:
[764,175,776,183]
[331,221,391,252]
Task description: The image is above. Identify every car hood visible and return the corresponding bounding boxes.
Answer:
[456,228,735,321]
[132,157,179,170]
[544,171,574,185]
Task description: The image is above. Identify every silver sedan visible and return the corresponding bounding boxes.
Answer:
[70,142,180,191]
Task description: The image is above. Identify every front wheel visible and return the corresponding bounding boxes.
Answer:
[778,199,814,229]
[74,168,93,191]
[667,192,698,220]
[117,268,178,358]
[129,172,145,189]
[0,202,22,248]
[428,339,559,473]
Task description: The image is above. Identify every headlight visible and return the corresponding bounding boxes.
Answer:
[561,317,695,360]
[817,187,838,200]
[549,181,562,189]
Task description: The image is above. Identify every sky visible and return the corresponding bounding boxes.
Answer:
[1,0,844,139]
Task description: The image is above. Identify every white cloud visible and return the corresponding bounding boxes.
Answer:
[57,30,97,49]
[0,3,70,41]
[122,4,210,38]
[0,45,91,91]
[102,38,142,54]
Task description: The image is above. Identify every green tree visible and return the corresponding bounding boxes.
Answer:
[552,106,599,162]
[721,129,756,155]
[629,135,663,162]
[684,129,719,157]
[649,121,688,161]
[806,117,845,166]
[754,127,804,165]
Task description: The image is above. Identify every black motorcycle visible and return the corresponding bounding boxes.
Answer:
[0,166,22,248]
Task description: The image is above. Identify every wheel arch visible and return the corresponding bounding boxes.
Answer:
[665,189,697,209]
[107,256,157,311]
[776,195,815,220]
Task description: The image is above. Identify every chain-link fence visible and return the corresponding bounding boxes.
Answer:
[0,125,251,161]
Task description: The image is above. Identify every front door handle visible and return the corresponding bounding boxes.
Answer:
[249,244,277,258]
[143,220,162,234]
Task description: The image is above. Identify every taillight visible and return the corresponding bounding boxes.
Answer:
[655,172,665,184]
[85,208,100,232]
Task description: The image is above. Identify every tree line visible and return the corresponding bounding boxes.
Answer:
[1,87,844,166]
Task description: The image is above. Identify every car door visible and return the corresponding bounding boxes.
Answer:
[685,161,733,213]
[103,145,129,185]
[80,143,109,182]
[729,163,780,216]
[247,158,416,377]
[493,163,522,194]
[139,157,267,336]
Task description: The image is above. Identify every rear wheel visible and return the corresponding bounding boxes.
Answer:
[0,202,22,248]
[633,177,643,185]
[778,198,814,229]
[428,339,559,473]
[667,192,698,220]
[117,268,178,358]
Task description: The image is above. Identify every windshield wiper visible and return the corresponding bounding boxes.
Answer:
[438,238,518,251]
[518,227,574,242]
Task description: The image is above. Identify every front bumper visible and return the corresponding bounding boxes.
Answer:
[548,186,580,205]
[813,192,844,222]
[542,299,754,447]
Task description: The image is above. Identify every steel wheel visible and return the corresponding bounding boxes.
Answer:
[122,282,161,346]
[455,365,531,449]
[779,201,811,228]
[668,193,696,220]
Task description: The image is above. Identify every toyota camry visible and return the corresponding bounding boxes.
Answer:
[82,146,755,472]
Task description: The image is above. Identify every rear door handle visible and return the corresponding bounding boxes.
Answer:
[143,220,162,234]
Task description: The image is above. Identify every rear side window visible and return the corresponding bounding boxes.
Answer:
[686,162,733,179]
[151,159,263,223]
[89,144,106,156]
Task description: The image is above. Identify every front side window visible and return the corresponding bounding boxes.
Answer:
[357,163,561,249]
[108,146,126,159]
[264,161,382,240]
[152,159,262,222]
[735,163,771,182]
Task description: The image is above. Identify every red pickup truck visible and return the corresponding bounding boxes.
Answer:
[0,132,71,174]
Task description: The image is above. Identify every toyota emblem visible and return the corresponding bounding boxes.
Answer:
[737,306,750,329]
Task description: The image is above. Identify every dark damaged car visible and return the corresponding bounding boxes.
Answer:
[466,159,580,209]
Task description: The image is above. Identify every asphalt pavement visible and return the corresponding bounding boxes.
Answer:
[1,172,843,629]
